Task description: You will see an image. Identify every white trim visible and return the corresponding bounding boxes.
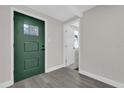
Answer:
[10,8,14,87]
[0,81,13,88]
[78,18,81,72]
[63,24,66,67]
[46,64,64,73]
[10,7,48,87]
[79,69,124,88]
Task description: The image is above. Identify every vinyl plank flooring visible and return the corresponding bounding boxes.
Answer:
[10,67,115,88]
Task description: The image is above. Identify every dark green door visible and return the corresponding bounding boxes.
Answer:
[14,12,45,82]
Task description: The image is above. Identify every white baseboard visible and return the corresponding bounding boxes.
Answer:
[0,80,13,88]
[79,70,124,88]
[46,64,64,73]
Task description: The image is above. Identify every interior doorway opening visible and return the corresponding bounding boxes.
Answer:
[64,19,80,71]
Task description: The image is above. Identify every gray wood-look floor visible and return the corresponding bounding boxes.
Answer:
[10,67,115,88]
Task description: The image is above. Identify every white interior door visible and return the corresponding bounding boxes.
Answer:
[64,25,75,66]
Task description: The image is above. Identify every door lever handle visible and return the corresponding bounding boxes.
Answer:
[40,48,45,51]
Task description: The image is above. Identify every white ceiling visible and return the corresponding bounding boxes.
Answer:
[27,5,96,22]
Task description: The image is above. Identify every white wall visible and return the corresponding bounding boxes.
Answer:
[80,5,124,87]
[0,6,12,85]
[0,5,63,87]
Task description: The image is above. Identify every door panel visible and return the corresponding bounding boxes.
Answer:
[14,12,45,82]
[64,26,75,66]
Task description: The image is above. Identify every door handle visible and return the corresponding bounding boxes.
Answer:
[40,48,45,51]
[40,45,45,51]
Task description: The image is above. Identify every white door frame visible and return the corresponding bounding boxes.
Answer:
[10,7,48,84]
[63,19,80,69]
